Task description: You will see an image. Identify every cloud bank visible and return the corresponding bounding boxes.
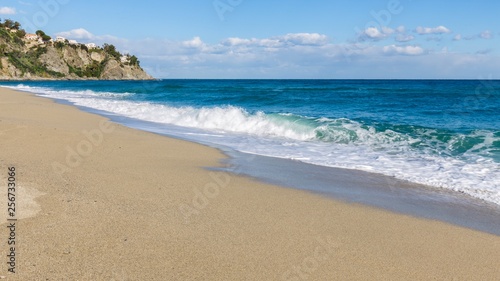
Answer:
[55,28,500,79]
[415,26,451,35]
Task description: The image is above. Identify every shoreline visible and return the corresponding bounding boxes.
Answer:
[1,87,499,279]
[32,85,500,236]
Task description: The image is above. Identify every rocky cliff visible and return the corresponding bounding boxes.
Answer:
[0,22,152,80]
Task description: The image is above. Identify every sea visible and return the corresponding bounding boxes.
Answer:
[3,80,500,233]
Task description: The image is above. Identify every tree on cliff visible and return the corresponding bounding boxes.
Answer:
[129,55,140,67]
[16,29,26,38]
[13,21,21,30]
[36,30,51,42]
[103,43,121,60]
[3,19,13,29]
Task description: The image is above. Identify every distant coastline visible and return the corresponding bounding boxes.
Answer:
[0,19,153,80]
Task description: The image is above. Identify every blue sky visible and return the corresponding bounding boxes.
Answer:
[2,0,500,78]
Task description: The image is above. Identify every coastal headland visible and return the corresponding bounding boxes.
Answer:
[0,19,152,80]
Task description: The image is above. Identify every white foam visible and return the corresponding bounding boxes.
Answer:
[9,84,500,206]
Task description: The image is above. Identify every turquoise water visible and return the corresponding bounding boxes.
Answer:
[3,80,499,205]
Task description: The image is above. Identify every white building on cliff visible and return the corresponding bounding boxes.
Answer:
[85,43,97,49]
[24,33,38,41]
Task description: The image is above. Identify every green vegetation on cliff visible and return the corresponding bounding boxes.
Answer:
[7,48,65,78]
[68,59,108,78]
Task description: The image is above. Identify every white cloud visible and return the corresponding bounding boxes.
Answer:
[365,27,384,39]
[453,34,462,41]
[396,26,406,33]
[382,27,395,34]
[426,36,443,42]
[415,26,451,35]
[476,49,492,55]
[464,30,494,41]
[360,27,394,40]
[183,36,205,48]
[280,33,328,45]
[0,7,16,14]
[223,33,328,48]
[56,28,95,40]
[259,38,282,48]
[222,37,279,48]
[383,45,424,56]
[480,30,493,39]
[223,37,254,46]
[358,25,450,42]
[55,28,126,48]
[395,34,415,42]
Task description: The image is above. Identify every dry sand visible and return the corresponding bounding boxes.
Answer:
[0,87,499,280]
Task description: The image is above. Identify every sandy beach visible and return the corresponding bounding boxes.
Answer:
[0,87,499,280]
